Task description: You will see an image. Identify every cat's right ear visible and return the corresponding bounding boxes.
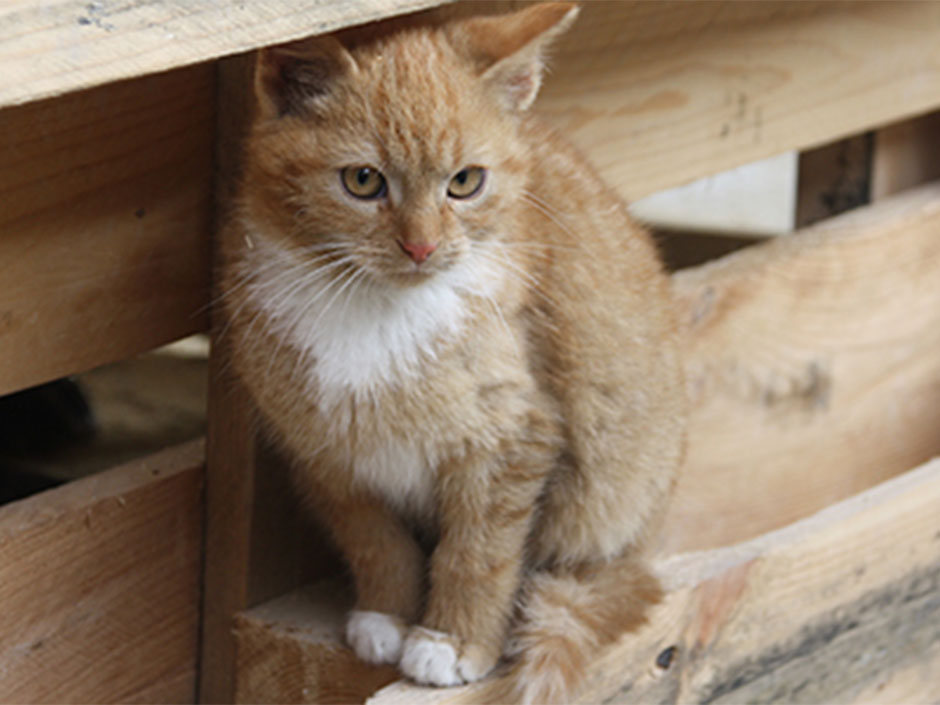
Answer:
[254,37,357,119]
[447,2,579,112]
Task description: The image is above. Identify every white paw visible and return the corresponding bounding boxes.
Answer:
[400,627,491,687]
[345,611,406,665]
[400,627,463,687]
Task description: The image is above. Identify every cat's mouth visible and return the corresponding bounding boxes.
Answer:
[388,262,441,286]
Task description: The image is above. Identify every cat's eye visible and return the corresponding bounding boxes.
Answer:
[341,166,387,199]
[447,167,486,199]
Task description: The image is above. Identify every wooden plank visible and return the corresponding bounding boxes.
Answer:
[234,583,399,705]
[0,439,204,704]
[367,456,940,704]
[533,1,940,199]
[200,52,260,705]
[663,182,940,552]
[233,458,940,704]
[0,64,213,397]
[871,110,940,201]
[0,0,454,109]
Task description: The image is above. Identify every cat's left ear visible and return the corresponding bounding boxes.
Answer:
[447,2,579,112]
[254,36,358,119]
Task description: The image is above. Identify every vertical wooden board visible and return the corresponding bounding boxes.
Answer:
[200,52,260,705]
[201,334,260,705]
[0,440,204,704]
[0,64,213,397]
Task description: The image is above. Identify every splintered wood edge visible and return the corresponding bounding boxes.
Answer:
[364,456,940,704]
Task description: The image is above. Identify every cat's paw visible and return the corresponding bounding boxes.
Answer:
[346,610,407,665]
[399,627,493,687]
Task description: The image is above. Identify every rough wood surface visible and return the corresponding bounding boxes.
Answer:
[234,458,940,705]
[0,65,212,397]
[665,182,940,552]
[200,53,261,705]
[367,456,940,705]
[234,583,400,705]
[0,440,204,704]
[0,0,453,109]
[534,1,940,199]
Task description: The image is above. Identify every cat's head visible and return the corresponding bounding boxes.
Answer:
[241,2,578,286]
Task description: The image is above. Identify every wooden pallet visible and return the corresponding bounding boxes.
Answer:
[1,1,940,703]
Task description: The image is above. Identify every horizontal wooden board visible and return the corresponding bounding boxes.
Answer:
[534,0,940,199]
[234,458,940,704]
[0,0,453,109]
[0,65,213,396]
[0,439,204,704]
[234,583,400,705]
[664,182,940,552]
[368,456,940,704]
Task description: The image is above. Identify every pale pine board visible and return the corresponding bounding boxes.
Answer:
[369,456,940,705]
[0,0,453,109]
[0,440,204,704]
[535,1,940,199]
[236,457,940,704]
[0,65,213,396]
[665,182,940,552]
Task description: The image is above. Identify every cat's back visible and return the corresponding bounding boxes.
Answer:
[517,117,678,350]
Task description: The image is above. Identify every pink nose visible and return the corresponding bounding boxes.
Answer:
[398,240,437,264]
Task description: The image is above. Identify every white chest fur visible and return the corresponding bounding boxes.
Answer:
[239,234,505,511]
[241,235,502,410]
[351,438,437,518]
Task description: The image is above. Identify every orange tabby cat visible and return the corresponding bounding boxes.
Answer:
[218,3,686,702]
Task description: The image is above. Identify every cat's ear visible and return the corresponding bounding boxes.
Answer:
[254,36,358,119]
[447,2,579,112]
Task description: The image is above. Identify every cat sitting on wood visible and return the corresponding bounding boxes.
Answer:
[218,3,686,702]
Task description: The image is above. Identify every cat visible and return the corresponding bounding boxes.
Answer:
[217,3,686,702]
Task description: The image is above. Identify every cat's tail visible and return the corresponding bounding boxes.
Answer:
[503,553,662,705]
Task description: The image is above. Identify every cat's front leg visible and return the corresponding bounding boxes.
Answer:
[400,442,548,686]
[311,486,425,665]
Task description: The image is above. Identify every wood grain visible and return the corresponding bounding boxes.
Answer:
[234,583,399,705]
[0,0,454,109]
[534,1,940,199]
[200,52,260,705]
[665,182,940,553]
[367,456,940,705]
[0,440,204,704]
[0,65,213,397]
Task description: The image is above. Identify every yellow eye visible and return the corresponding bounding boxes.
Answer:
[341,166,387,199]
[447,166,486,199]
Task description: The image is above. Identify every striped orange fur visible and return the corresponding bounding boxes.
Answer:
[218,3,687,702]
